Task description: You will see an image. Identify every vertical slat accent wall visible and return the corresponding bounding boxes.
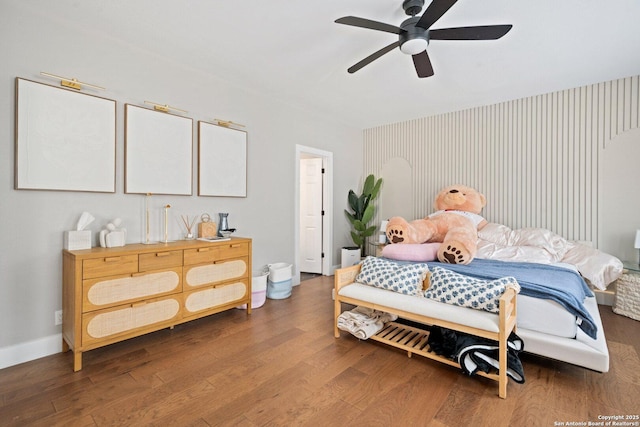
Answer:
[364,75,640,246]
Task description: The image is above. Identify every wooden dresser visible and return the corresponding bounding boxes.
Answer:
[62,237,252,371]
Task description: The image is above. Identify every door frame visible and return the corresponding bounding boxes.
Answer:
[294,145,333,282]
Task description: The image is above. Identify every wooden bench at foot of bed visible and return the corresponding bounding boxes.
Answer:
[334,264,518,399]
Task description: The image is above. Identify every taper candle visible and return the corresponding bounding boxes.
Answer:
[145,193,151,243]
[164,204,171,243]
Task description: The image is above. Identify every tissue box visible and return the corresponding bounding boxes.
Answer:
[64,230,92,250]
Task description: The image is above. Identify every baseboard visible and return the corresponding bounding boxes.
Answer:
[0,333,62,370]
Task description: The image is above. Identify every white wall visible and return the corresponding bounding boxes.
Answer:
[600,127,640,262]
[0,2,363,367]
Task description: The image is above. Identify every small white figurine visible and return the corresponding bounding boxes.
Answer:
[99,218,127,248]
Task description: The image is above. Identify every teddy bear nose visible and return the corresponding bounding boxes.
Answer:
[449,189,459,193]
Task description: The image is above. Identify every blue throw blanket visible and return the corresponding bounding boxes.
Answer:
[427,258,597,339]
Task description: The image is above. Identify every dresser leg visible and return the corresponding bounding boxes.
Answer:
[62,337,69,352]
[73,351,82,372]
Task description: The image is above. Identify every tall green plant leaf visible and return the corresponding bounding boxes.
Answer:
[345,174,383,251]
[361,204,374,225]
[362,174,375,196]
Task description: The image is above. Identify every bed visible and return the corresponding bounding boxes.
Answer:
[375,222,624,373]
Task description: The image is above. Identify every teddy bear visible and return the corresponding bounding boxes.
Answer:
[385,184,487,264]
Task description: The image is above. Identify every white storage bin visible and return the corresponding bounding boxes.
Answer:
[268,263,293,282]
[267,279,292,300]
[237,271,268,310]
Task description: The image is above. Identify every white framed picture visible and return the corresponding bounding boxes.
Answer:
[15,78,116,192]
[125,104,193,195]
[198,121,247,197]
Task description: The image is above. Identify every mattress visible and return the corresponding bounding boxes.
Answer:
[518,296,609,372]
[517,294,577,338]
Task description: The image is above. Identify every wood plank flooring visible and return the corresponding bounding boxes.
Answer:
[0,275,638,426]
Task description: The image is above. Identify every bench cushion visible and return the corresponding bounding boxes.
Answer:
[338,282,500,333]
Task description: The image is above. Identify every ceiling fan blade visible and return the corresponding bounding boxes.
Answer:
[347,41,401,74]
[415,0,458,30]
[412,51,434,78]
[335,16,402,34]
[429,25,513,40]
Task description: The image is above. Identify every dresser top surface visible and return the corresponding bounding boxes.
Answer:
[63,236,251,259]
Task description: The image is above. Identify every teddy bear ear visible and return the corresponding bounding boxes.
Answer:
[480,193,486,207]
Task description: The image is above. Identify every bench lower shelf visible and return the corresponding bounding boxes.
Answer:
[369,321,501,383]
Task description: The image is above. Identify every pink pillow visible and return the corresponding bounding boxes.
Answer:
[381,243,441,262]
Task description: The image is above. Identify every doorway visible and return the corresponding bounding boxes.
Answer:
[294,145,333,283]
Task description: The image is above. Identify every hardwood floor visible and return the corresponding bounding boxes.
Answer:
[1,275,638,426]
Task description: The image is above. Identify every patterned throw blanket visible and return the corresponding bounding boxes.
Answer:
[427,258,597,339]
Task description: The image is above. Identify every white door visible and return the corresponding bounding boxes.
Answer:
[299,158,323,273]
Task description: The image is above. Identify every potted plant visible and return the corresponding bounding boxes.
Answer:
[344,174,383,257]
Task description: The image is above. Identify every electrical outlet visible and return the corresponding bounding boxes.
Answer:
[55,310,63,326]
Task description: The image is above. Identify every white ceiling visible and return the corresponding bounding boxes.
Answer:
[33,0,640,129]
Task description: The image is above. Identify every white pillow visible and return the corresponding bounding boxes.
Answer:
[562,242,623,290]
[424,266,520,313]
[355,256,429,296]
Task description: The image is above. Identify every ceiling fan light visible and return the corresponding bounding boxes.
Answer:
[400,38,428,55]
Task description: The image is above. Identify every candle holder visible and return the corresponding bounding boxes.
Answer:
[143,193,157,244]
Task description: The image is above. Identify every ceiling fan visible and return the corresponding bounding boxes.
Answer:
[335,0,513,78]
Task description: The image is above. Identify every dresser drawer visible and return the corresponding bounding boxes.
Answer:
[183,280,248,316]
[82,267,182,312]
[183,242,249,265]
[183,257,248,289]
[83,255,138,279]
[82,295,181,346]
[139,250,183,272]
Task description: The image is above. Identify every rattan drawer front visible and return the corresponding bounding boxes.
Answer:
[83,255,138,279]
[183,242,249,265]
[183,258,248,289]
[83,267,183,312]
[139,250,183,272]
[183,281,248,315]
[82,296,181,345]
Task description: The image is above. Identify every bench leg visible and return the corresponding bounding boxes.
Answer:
[334,298,341,338]
[498,333,507,398]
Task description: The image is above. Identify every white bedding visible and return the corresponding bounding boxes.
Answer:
[477,223,623,290]
[476,223,620,340]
